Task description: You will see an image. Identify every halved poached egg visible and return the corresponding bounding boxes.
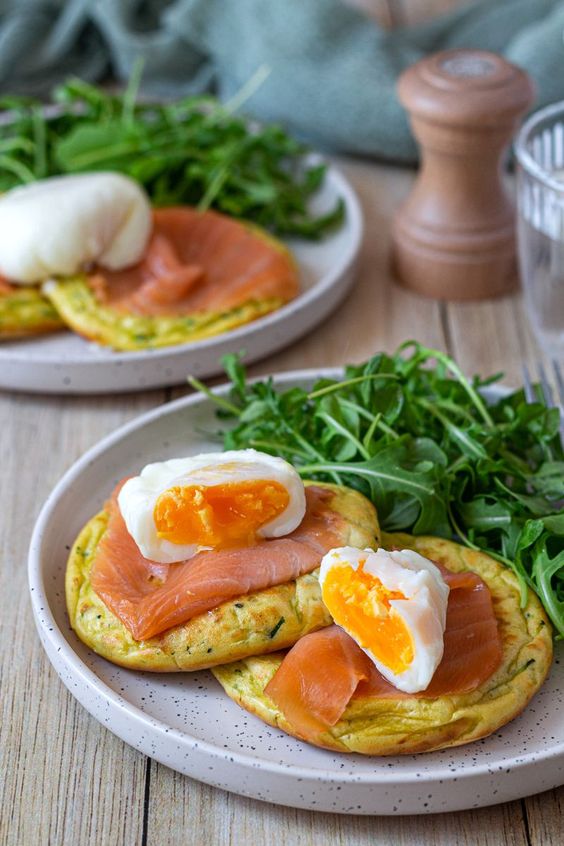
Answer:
[118,449,306,564]
[319,546,450,693]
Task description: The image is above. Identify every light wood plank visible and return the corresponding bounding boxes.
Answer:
[146,767,529,846]
[445,292,544,387]
[525,787,564,845]
[0,390,162,846]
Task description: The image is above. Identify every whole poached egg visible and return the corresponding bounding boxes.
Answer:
[319,546,450,693]
[118,449,306,564]
[0,172,152,284]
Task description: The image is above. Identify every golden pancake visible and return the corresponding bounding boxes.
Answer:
[212,532,553,755]
[0,285,63,339]
[45,216,298,351]
[45,276,284,351]
[66,483,380,671]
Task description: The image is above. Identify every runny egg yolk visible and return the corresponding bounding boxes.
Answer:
[153,479,290,548]
[321,561,414,675]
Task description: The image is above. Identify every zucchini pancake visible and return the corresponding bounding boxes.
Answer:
[45,207,298,351]
[66,472,380,672]
[65,447,552,756]
[213,532,552,755]
[0,279,63,339]
[0,174,298,348]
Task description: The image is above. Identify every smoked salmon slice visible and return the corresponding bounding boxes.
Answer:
[357,568,502,698]
[89,207,299,317]
[265,567,502,740]
[90,484,344,641]
[265,626,371,737]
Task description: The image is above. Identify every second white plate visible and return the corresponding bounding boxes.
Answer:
[0,167,361,395]
[29,372,564,814]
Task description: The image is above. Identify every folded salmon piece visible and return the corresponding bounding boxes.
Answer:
[265,567,502,741]
[90,207,299,316]
[91,484,345,640]
[264,625,371,738]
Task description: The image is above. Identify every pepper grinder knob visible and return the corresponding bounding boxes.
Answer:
[391,49,535,300]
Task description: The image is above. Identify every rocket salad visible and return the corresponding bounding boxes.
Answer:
[0,72,343,239]
[191,342,564,637]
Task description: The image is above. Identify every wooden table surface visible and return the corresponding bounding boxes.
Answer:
[1,158,562,846]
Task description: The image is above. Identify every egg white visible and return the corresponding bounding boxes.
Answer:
[319,546,450,694]
[117,449,306,564]
[0,172,152,284]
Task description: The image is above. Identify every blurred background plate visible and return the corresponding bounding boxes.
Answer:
[29,372,564,815]
[0,165,361,395]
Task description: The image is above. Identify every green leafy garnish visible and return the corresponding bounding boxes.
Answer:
[191,342,564,637]
[0,72,343,239]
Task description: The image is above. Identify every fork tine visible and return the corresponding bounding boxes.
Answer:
[522,363,535,403]
[552,360,564,408]
[523,360,563,446]
[537,361,555,407]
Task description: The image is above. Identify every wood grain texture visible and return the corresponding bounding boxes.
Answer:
[1,156,562,845]
[445,296,541,387]
[524,787,564,846]
[0,390,161,846]
[146,768,530,846]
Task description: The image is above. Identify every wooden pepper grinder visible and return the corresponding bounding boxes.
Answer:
[391,49,535,300]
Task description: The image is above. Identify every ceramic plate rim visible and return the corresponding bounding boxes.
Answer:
[2,165,361,367]
[28,369,562,785]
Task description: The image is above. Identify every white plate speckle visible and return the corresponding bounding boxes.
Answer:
[1,167,361,395]
[28,373,564,814]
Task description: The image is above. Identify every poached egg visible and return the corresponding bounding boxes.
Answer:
[0,172,152,284]
[319,546,450,693]
[118,449,306,564]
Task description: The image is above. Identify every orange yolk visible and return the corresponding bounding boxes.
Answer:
[321,562,414,675]
[153,479,290,548]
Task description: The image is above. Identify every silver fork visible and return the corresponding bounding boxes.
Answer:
[522,360,564,409]
[522,361,564,444]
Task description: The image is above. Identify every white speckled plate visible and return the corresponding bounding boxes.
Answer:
[29,373,564,814]
[0,167,361,395]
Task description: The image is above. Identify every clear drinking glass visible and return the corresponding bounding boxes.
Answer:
[515,101,564,357]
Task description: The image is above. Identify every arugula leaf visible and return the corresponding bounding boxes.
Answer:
[298,437,449,535]
[195,342,564,637]
[458,497,513,535]
[516,517,564,633]
[0,77,343,239]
